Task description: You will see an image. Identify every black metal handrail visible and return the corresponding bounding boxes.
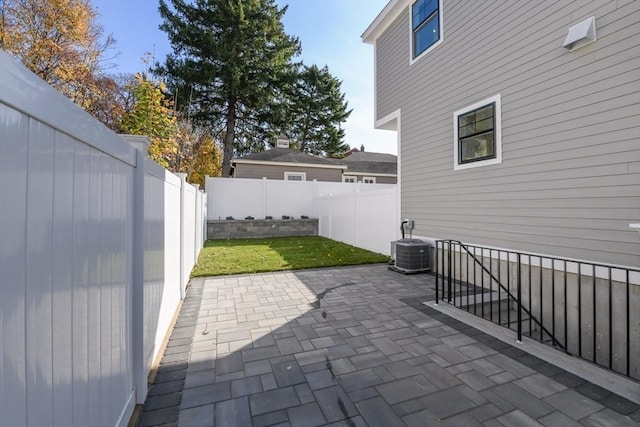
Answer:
[436,240,564,349]
[434,239,639,380]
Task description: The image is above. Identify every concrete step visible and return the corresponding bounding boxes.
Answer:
[458,291,514,318]
[486,307,534,336]
[459,292,534,335]
[457,291,563,344]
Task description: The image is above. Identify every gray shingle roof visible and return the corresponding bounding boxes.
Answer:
[233,148,397,175]
[343,151,397,163]
[342,151,397,175]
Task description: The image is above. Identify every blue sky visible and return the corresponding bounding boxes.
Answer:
[92,0,396,154]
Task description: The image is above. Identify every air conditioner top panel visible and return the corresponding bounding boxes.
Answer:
[396,239,427,247]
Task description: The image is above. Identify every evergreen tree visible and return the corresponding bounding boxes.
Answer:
[158,0,300,176]
[286,64,352,157]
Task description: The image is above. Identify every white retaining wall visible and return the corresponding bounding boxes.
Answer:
[205,177,399,255]
[0,51,206,427]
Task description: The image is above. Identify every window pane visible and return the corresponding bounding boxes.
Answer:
[475,116,494,133]
[458,115,476,138]
[412,0,438,30]
[414,12,439,56]
[287,175,302,181]
[458,103,494,138]
[460,132,495,163]
[476,104,494,121]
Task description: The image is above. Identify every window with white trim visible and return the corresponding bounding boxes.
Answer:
[363,177,376,184]
[343,176,356,183]
[453,94,502,170]
[412,0,442,60]
[284,172,306,181]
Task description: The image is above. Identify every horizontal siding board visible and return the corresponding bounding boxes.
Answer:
[408,197,640,210]
[410,172,637,197]
[373,0,640,266]
[401,208,637,236]
[427,154,638,187]
[508,79,637,127]
[505,94,638,137]
[508,59,639,112]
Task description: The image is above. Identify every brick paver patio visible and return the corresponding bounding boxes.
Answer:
[136,264,639,426]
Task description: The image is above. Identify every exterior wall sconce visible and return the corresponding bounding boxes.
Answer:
[563,16,596,51]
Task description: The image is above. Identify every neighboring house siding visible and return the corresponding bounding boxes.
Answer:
[375,0,640,266]
[234,163,343,182]
[345,174,397,184]
[376,176,397,184]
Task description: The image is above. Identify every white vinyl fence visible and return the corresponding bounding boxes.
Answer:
[205,177,399,255]
[0,51,205,427]
[317,187,399,255]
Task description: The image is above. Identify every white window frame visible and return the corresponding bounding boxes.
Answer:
[342,176,356,183]
[453,94,502,171]
[363,177,376,184]
[410,0,444,65]
[284,171,306,181]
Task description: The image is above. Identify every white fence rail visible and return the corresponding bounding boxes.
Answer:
[205,177,399,255]
[0,51,206,427]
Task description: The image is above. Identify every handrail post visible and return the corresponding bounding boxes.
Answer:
[447,241,452,303]
[435,241,439,305]
[517,253,522,343]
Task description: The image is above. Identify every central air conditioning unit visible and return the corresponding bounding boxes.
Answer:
[391,239,431,274]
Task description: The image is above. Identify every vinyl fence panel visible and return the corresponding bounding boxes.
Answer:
[264,179,317,218]
[0,105,136,427]
[205,176,399,255]
[205,176,395,221]
[0,51,206,426]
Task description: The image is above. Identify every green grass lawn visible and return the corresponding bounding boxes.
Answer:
[191,236,389,277]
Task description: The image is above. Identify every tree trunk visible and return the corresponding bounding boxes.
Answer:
[221,96,237,177]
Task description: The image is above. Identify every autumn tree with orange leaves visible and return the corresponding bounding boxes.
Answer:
[0,0,125,129]
[120,73,180,169]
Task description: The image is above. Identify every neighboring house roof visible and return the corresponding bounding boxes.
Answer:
[232,147,347,169]
[342,151,397,176]
[233,148,397,176]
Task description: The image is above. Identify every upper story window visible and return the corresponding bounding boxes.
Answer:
[412,0,441,59]
[284,171,306,181]
[453,94,502,170]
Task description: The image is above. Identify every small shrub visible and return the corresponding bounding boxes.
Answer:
[225,216,234,220]
[245,216,254,220]
[301,215,309,219]
[265,216,273,220]
[282,215,290,220]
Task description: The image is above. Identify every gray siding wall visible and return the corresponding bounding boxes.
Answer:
[235,163,343,182]
[375,0,640,266]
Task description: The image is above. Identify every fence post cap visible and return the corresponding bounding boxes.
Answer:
[121,134,152,152]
